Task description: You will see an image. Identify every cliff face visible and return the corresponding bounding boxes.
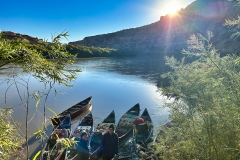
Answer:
[1,31,43,44]
[69,0,240,55]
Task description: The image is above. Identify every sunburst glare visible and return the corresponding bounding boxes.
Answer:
[163,1,181,16]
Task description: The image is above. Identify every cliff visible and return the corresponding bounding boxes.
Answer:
[69,0,240,56]
[1,31,43,44]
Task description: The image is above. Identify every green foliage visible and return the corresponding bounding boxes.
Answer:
[66,44,138,57]
[229,0,240,5]
[225,0,240,40]
[157,32,240,160]
[66,44,117,57]
[0,108,24,160]
[0,31,82,159]
[0,31,81,87]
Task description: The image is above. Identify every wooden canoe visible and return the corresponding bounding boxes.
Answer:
[51,96,92,125]
[116,103,140,141]
[38,115,72,160]
[134,108,154,144]
[90,110,115,155]
[63,111,94,160]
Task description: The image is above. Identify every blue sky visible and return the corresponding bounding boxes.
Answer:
[0,0,195,43]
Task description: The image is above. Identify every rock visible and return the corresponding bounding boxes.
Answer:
[1,31,43,44]
[69,0,240,56]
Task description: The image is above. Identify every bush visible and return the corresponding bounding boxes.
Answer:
[157,31,240,160]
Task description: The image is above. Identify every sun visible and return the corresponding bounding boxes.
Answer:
[164,1,181,16]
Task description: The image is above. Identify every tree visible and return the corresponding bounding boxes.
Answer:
[0,31,81,159]
[153,1,240,159]
[0,108,25,160]
[156,31,240,159]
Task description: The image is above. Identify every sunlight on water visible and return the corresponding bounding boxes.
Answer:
[0,56,171,158]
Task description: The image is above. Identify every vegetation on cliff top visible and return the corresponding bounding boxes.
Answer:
[66,44,137,57]
[1,33,138,58]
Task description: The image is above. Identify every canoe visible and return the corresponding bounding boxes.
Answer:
[51,96,92,125]
[63,111,94,160]
[134,108,154,144]
[116,103,140,141]
[38,114,72,160]
[90,110,115,155]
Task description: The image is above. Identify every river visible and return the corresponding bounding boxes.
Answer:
[0,56,171,159]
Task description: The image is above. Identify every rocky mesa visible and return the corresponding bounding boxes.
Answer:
[69,0,240,56]
[1,31,44,44]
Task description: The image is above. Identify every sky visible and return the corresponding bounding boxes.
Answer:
[0,0,195,43]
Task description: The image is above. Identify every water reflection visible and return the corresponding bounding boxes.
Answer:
[74,55,168,85]
[1,56,170,159]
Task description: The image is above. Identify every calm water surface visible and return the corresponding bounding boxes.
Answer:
[0,56,170,158]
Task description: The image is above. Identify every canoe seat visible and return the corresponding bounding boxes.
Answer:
[83,118,93,125]
[129,110,138,116]
[69,108,81,110]
[137,124,148,137]
[135,134,145,142]
[74,104,84,106]
[79,101,88,105]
